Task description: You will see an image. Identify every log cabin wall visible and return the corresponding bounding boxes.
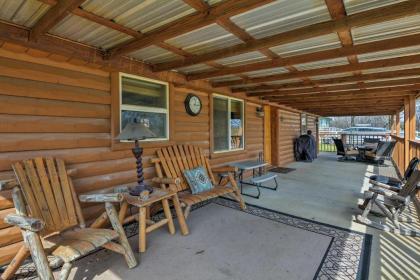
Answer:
[0,47,267,264]
[271,109,302,166]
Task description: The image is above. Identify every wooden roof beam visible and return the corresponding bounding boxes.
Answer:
[30,0,86,41]
[212,54,420,87]
[266,92,414,104]
[153,0,420,72]
[108,0,274,58]
[234,68,420,92]
[187,33,420,81]
[247,78,420,97]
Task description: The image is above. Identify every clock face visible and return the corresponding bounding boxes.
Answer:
[185,94,202,116]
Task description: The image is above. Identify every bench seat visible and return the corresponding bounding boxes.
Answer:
[251,172,277,184]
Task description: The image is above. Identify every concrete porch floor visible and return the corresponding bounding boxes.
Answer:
[242,152,420,280]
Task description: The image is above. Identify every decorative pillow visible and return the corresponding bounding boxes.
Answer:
[183,166,213,194]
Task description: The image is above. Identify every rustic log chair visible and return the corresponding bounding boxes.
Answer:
[152,144,246,219]
[1,157,137,280]
[356,169,420,236]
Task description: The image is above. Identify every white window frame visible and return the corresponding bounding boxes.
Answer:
[119,73,169,142]
[212,93,245,153]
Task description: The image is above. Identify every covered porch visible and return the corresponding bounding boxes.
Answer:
[0,0,420,279]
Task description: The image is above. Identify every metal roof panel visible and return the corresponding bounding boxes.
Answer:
[130,45,182,64]
[231,0,331,39]
[215,51,268,66]
[0,0,50,27]
[244,67,289,78]
[294,57,349,71]
[343,0,407,15]
[358,45,420,62]
[269,34,341,57]
[176,63,215,74]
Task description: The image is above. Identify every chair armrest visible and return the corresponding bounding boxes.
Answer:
[212,166,238,173]
[4,214,44,232]
[152,177,181,186]
[369,179,400,191]
[369,187,407,203]
[79,193,123,203]
[0,179,18,191]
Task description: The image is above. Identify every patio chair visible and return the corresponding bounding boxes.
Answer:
[152,144,246,219]
[359,157,419,210]
[333,138,359,161]
[1,157,137,280]
[364,141,396,164]
[356,169,420,236]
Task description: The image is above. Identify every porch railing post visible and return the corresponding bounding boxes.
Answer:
[403,96,416,168]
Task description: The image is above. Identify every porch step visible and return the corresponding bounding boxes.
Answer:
[250,172,277,184]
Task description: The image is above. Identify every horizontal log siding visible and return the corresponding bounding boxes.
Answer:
[273,109,301,166]
[0,51,264,265]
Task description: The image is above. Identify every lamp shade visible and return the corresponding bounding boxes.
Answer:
[117,122,156,141]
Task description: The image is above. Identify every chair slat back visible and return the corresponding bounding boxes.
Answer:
[400,170,420,197]
[12,157,79,235]
[156,145,216,192]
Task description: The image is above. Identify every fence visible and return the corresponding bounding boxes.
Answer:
[319,131,390,152]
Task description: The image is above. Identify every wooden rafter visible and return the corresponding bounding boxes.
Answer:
[233,68,420,92]
[108,0,274,58]
[247,78,420,97]
[268,93,413,104]
[152,0,420,71]
[30,0,86,41]
[212,54,420,87]
[186,33,420,81]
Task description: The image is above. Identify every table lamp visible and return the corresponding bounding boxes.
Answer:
[117,120,156,196]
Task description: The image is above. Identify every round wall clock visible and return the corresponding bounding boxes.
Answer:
[184,94,202,116]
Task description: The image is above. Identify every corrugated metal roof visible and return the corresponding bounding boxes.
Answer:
[362,64,420,74]
[264,79,302,85]
[231,0,331,39]
[343,0,407,15]
[372,76,420,82]
[358,45,420,62]
[215,51,268,66]
[269,34,342,57]
[166,23,242,55]
[294,57,349,71]
[205,0,223,6]
[0,0,50,27]
[352,14,420,45]
[130,45,182,64]
[209,75,242,83]
[50,14,131,49]
[176,63,214,74]
[311,72,354,80]
[244,67,289,78]
[81,0,196,34]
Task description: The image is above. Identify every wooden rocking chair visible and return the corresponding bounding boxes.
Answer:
[1,157,137,280]
[356,169,420,236]
[152,144,246,219]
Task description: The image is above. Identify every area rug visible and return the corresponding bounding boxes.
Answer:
[11,199,371,280]
[268,167,297,174]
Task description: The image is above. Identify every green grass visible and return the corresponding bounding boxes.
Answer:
[319,143,336,152]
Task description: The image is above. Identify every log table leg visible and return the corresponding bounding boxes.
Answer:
[139,207,147,253]
[162,198,175,235]
[1,245,30,280]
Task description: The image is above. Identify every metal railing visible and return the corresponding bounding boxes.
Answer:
[319,131,391,152]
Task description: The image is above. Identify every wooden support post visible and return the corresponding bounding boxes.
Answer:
[263,105,272,165]
[139,207,147,253]
[403,96,416,168]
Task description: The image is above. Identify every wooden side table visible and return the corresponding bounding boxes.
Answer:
[121,188,189,253]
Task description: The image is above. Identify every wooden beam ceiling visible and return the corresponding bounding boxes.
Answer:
[234,68,420,92]
[268,93,413,104]
[212,54,420,87]
[247,78,420,97]
[108,0,274,58]
[30,0,86,41]
[187,34,420,81]
[152,0,420,72]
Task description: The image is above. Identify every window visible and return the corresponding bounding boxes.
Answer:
[400,110,404,137]
[213,95,244,152]
[120,74,169,141]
